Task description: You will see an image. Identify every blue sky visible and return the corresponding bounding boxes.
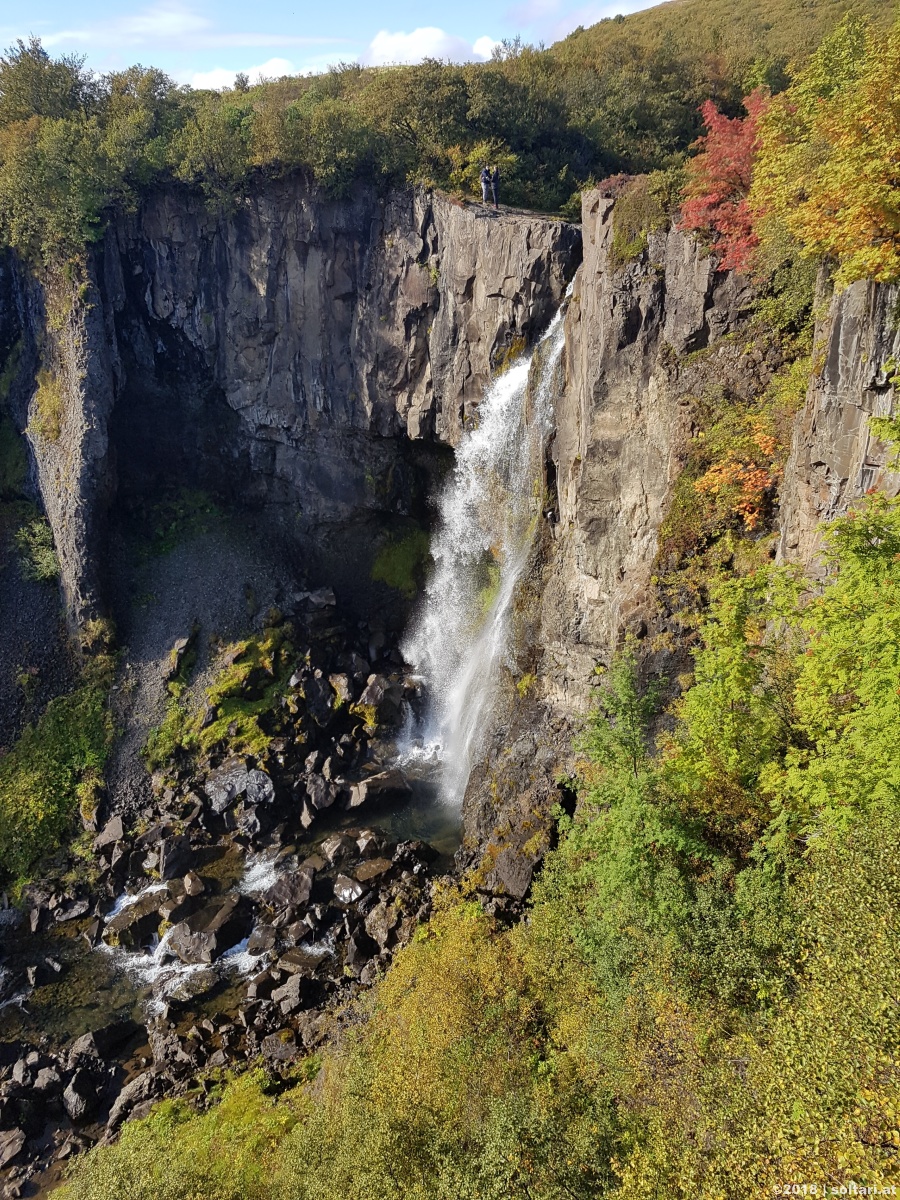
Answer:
[1,0,658,88]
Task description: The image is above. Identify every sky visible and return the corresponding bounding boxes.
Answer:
[0,0,659,89]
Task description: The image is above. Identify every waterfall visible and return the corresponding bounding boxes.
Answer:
[402,300,568,806]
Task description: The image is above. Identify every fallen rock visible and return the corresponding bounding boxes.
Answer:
[167,895,252,965]
[348,768,412,810]
[355,857,392,883]
[159,835,193,881]
[263,868,314,912]
[204,760,275,815]
[247,924,276,954]
[261,1032,298,1062]
[103,892,166,949]
[365,900,399,950]
[107,1072,163,1131]
[334,875,365,905]
[183,871,205,897]
[93,816,125,850]
[0,1129,25,1169]
[319,833,356,866]
[63,1070,97,1122]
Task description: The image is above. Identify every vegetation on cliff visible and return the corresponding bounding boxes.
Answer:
[0,0,895,265]
[60,493,900,1195]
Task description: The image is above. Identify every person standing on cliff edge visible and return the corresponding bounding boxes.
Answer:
[480,164,492,207]
[491,165,499,210]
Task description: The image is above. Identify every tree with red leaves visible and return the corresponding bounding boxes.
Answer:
[679,88,769,274]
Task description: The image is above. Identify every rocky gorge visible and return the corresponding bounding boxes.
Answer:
[0,176,898,1196]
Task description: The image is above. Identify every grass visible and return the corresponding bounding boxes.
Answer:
[14,516,59,581]
[0,664,114,888]
[28,369,64,442]
[370,528,431,599]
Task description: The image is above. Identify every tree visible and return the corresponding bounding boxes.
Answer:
[679,87,769,272]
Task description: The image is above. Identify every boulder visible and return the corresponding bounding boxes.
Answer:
[107,1072,163,1131]
[365,900,400,950]
[183,871,205,897]
[93,815,125,850]
[63,1070,97,1122]
[319,833,356,865]
[262,868,315,912]
[355,857,392,883]
[277,945,331,975]
[204,760,275,815]
[167,896,253,965]
[69,1020,139,1063]
[334,875,365,905]
[158,835,193,881]
[0,1128,26,1169]
[103,892,166,949]
[271,974,306,1015]
[247,924,276,954]
[261,1032,298,1062]
[348,768,412,810]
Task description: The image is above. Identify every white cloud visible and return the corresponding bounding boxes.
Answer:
[473,36,502,59]
[361,27,499,66]
[191,57,296,90]
[35,2,348,52]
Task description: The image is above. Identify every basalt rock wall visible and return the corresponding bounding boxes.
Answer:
[2,182,579,624]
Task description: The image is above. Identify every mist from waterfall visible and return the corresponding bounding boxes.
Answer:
[402,301,568,807]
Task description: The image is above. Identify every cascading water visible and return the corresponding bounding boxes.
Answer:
[403,297,568,806]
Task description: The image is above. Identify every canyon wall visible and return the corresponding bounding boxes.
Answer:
[2,182,579,624]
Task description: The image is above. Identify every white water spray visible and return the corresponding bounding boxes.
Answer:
[403,300,568,805]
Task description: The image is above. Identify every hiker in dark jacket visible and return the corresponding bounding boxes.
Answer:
[491,165,499,210]
[480,165,491,205]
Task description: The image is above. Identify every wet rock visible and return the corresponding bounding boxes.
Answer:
[334,875,365,905]
[263,867,314,912]
[356,674,403,725]
[277,945,331,975]
[355,857,392,883]
[0,1129,25,1169]
[348,768,412,809]
[247,924,276,955]
[167,895,253,965]
[204,760,275,815]
[103,892,166,949]
[356,830,384,857]
[164,970,219,1007]
[159,835,193,881]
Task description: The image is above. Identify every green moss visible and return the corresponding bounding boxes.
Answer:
[143,623,295,771]
[0,678,114,886]
[371,528,431,599]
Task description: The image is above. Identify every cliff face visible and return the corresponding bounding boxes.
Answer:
[778,277,900,567]
[4,183,579,624]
